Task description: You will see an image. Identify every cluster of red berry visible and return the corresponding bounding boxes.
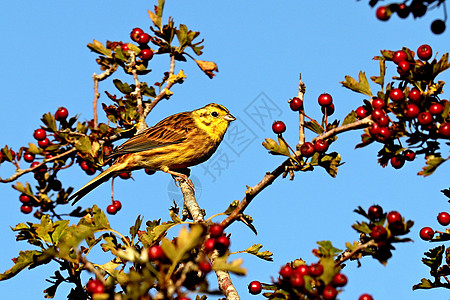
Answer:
[272,94,334,157]
[128,27,154,61]
[6,107,71,215]
[375,1,446,34]
[203,224,230,256]
[419,211,450,240]
[248,261,373,300]
[368,205,406,242]
[356,44,449,169]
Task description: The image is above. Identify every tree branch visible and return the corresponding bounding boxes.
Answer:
[298,73,306,146]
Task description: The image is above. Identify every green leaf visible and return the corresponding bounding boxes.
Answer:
[422,245,445,271]
[318,152,342,177]
[212,256,246,276]
[316,241,342,257]
[41,113,57,132]
[130,215,143,240]
[352,221,372,234]
[113,79,134,94]
[139,221,177,247]
[370,57,385,88]
[147,0,165,30]
[340,71,373,97]
[74,136,93,156]
[262,138,290,156]
[243,244,273,261]
[27,143,42,155]
[176,24,188,48]
[432,53,450,79]
[87,40,112,57]
[412,278,434,290]
[0,250,42,280]
[304,121,324,135]
[418,155,446,176]
[342,110,357,126]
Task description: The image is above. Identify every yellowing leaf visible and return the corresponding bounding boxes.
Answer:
[341,71,373,97]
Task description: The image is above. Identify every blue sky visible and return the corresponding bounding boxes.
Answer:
[1,1,450,299]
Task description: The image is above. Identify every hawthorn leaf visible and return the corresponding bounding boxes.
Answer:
[212,256,246,276]
[412,278,433,290]
[341,71,373,97]
[418,155,446,176]
[244,244,273,261]
[0,250,42,280]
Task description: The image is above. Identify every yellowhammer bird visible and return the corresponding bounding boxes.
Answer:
[70,103,235,203]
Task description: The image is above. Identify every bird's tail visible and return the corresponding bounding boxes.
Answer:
[69,166,117,204]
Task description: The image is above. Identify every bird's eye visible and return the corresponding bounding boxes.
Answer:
[211,111,219,117]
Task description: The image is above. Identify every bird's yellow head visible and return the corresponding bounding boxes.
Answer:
[192,103,235,141]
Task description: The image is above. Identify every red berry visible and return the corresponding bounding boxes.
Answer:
[118,172,131,179]
[389,88,405,102]
[321,103,335,116]
[439,123,450,137]
[289,97,303,111]
[408,88,422,103]
[404,103,420,118]
[20,205,33,214]
[397,60,410,74]
[272,121,286,134]
[372,98,385,109]
[417,44,433,61]
[377,127,391,142]
[309,263,323,277]
[356,106,370,119]
[130,27,144,42]
[376,6,390,21]
[33,129,46,141]
[371,225,388,241]
[393,50,408,64]
[139,49,154,61]
[417,111,433,125]
[55,107,69,121]
[38,138,51,148]
[121,43,129,51]
[204,238,216,253]
[391,155,405,169]
[429,103,444,115]
[377,115,389,127]
[437,212,450,226]
[359,294,374,300]
[419,227,434,241]
[106,205,117,215]
[431,19,446,35]
[137,33,150,44]
[318,93,333,106]
[248,281,262,295]
[289,273,305,288]
[148,245,165,261]
[279,264,292,278]
[19,194,31,203]
[314,139,329,153]
[322,285,338,300]
[387,211,402,224]
[368,205,383,221]
[369,123,381,136]
[113,200,122,211]
[86,279,105,294]
[215,235,230,249]
[404,150,416,161]
[209,224,224,238]
[80,161,90,171]
[23,152,35,163]
[300,142,315,157]
[86,167,96,176]
[198,260,212,273]
[293,265,310,276]
[332,273,348,287]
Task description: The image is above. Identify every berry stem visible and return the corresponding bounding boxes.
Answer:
[335,239,377,267]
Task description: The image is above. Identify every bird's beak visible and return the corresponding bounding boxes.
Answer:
[224,114,236,122]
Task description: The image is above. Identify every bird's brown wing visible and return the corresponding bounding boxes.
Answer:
[109,112,195,158]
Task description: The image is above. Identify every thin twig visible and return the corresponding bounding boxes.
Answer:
[92,65,118,129]
[0,148,77,183]
[211,251,240,300]
[178,179,204,222]
[335,240,376,267]
[313,116,372,142]
[298,73,306,145]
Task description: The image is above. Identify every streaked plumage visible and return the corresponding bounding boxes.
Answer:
[70,103,235,203]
